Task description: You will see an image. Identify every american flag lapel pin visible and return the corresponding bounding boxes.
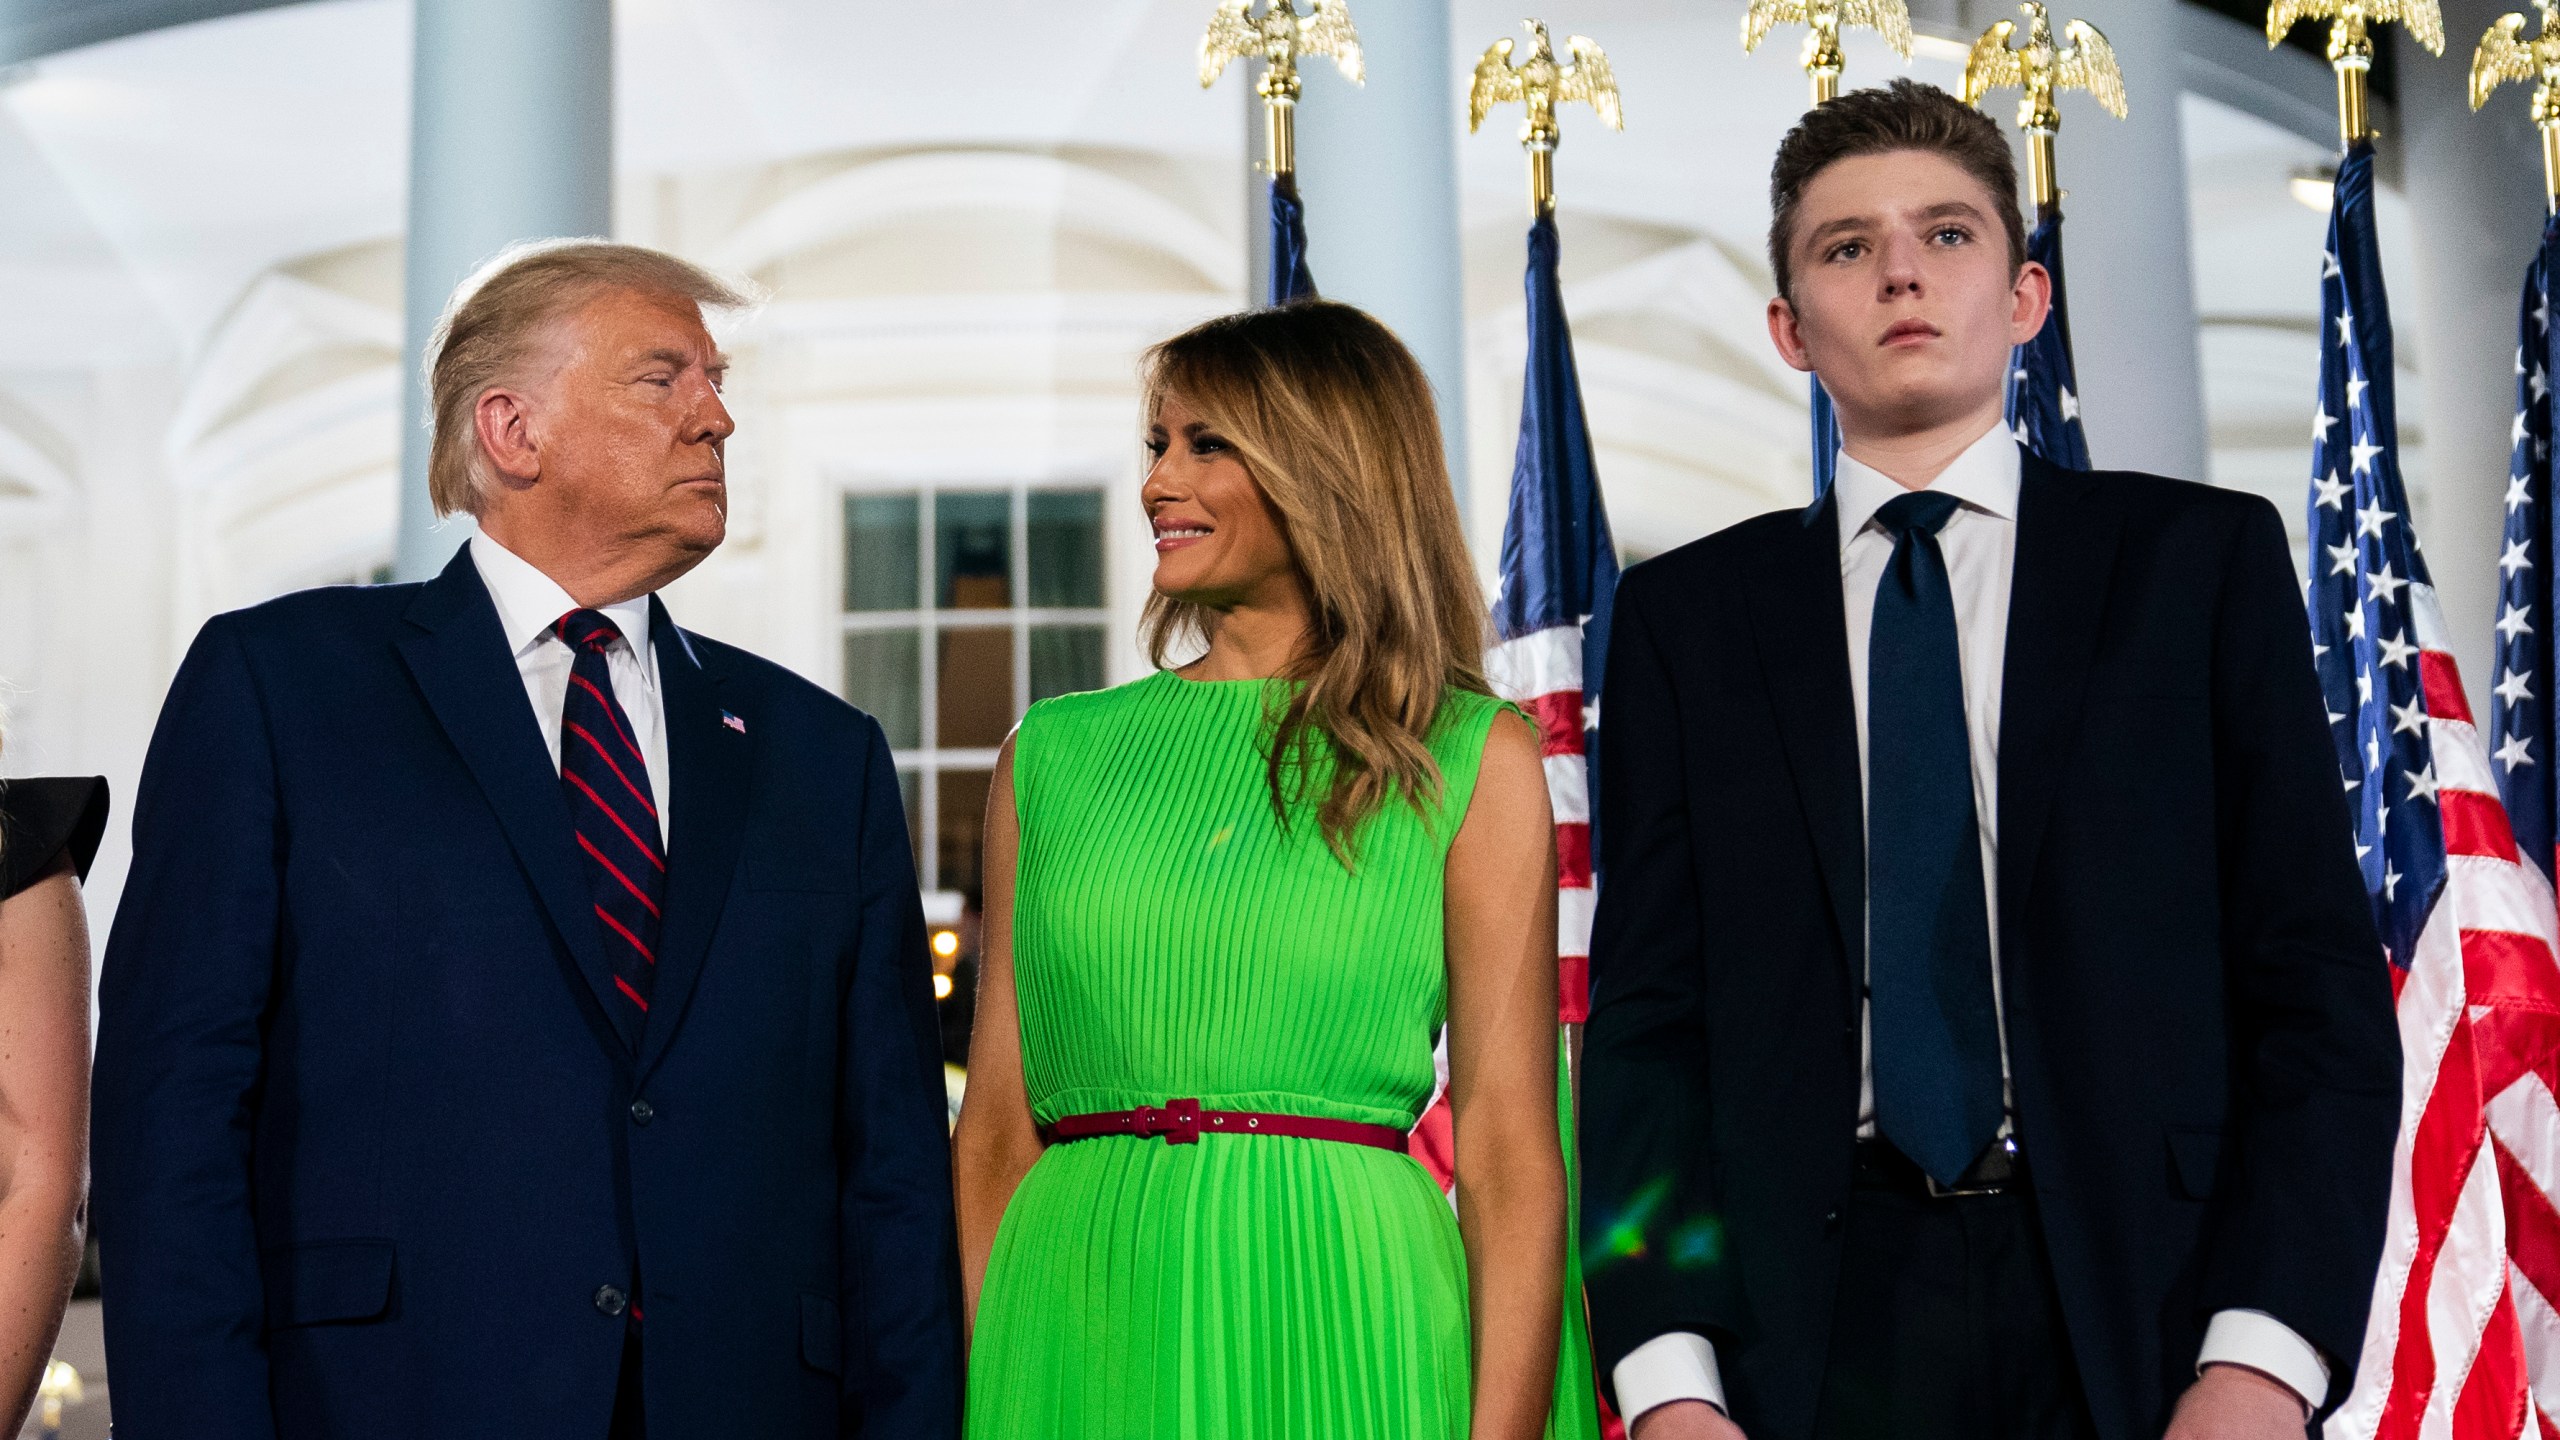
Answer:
[720,710,747,735]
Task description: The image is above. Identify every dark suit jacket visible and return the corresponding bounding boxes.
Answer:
[92,550,962,1439]
[1580,454,2401,1440]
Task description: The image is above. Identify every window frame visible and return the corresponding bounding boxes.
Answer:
[838,478,1110,891]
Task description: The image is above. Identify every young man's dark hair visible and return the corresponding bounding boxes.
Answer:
[1766,79,2028,299]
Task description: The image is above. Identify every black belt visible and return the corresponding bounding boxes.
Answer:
[1854,1135,2025,1198]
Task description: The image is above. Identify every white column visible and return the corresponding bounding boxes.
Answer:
[2396,0,2546,704]
[2026,0,2211,482]
[1290,0,1471,518]
[393,0,613,580]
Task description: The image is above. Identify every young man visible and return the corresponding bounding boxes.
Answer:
[1579,82,2399,1440]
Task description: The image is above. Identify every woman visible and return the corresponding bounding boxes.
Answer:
[0,756,103,1436]
[954,300,1590,1439]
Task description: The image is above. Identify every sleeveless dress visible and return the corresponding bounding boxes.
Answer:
[968,671,1599,1440]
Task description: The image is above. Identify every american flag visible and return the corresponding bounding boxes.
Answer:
[2007,209,2090,469]
[2480,209,2560,1440]
[2310,143,2560,1440]
[1813,378,1841,502]
[1409,207,1616,1181]
[1268,174,1314,304]
[1487,210,1616,1033]
[2495,218,2560,884]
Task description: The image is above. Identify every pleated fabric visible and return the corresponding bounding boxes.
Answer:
[970,671,1560,1439]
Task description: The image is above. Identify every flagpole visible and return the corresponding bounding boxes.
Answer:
[1959,1,2120,472]
[1202,1,1363,305]
[1960,1,2126,218]
[1201,1,1364,189]
[2267,0,2445,150]
[1465,25,1625,1439]
[1739,2,1909,499]
[2468,0,2560,211]
[1468,20,1624,217]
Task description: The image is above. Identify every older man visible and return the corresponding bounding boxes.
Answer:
[92,242,962,1439]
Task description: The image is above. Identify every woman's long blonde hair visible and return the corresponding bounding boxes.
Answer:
[1141,301,1490,861]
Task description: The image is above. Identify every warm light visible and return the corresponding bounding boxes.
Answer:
[931,928,960,959]
[933,972,955,1000]
[2290,167,2337,212]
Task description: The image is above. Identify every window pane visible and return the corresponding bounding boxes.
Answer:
[938,626,1015,749]
[843,628,922,749]
[1029,625,1105,703]
[937,492,1011,609]
[1028,490,1104,607]
[938,769,993,900]
[844,493,920,612]
[898,768,924,882]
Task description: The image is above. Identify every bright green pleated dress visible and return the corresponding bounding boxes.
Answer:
[969,671,1601,1440]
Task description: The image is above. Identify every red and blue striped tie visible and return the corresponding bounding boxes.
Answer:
[555,609,662,1035]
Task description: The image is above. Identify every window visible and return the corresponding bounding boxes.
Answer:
[841,485,1109,894]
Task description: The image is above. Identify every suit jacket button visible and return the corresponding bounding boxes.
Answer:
[1823,1211,1841,1233]
[595,1284,629,1317]
[630,1099,654,1126]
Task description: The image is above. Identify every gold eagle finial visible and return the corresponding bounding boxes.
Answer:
[1963,3,2128,126]
[2472,0,2560,109]
[1468,20,1624,215]
[2470,1,2560,207]
[1201,1,1363,179]
[1200,0,1363,89]
[1962,2,2127,210]
[1741,0,1915,104]
[2268,0,2445,144]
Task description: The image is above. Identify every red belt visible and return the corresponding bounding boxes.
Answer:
[1043,1097,1406,1152]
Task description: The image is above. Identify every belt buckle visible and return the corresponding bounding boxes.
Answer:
[1924,1136,2018,1199]
[1133,1098,1202,1145]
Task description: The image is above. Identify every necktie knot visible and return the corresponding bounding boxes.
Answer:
[1875,490,1964,541]
[555,609,624,657]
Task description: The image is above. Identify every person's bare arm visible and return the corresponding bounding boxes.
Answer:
[950,739,1044,1338]
[1446,711,1568,1440]
[0,856,91,1435]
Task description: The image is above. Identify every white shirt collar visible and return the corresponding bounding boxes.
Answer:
[468,530,659,680]
[1831,420,2023,553]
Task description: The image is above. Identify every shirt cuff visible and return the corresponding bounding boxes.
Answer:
[1613,1331,1727,1427]
[2198,1308,2330,1412]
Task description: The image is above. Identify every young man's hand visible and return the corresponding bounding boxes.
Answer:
[1630,1400,1748,1440]
[2163,1364,2312,1440]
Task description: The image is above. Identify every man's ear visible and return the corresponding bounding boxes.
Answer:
[1767,295,1816,375]
[472,386,542,492]
[2007,259,2054,347]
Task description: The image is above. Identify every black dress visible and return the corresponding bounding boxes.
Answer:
[0,778,109,899]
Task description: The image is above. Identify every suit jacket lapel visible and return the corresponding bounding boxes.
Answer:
[1996,454,2124,959]
[639,600,751,1080]
[1747,494,1868,984]
[397,548,639,1052]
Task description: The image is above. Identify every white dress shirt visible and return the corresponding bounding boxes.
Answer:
[1611,424,2329,1427]
[469,531,671,845]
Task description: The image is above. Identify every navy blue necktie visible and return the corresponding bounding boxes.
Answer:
[556,609,663,1041]
[1866,491,2003,1186]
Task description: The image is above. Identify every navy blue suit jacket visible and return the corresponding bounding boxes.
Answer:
[92,550,962,1439]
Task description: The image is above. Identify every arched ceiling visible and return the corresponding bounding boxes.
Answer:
[0,0,303,65]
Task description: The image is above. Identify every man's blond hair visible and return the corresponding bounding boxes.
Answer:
[425,239,753,518]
